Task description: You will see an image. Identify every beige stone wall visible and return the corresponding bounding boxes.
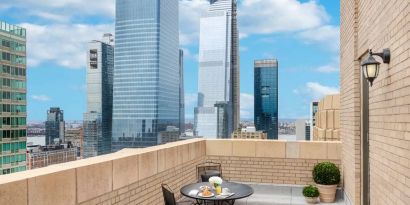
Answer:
[0,139,206,205]
[206,140,342,185]
[341,0,410,204]
[313,94,341,141]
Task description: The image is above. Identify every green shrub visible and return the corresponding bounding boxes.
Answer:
[303,185,319,197]
[312,162,340,185]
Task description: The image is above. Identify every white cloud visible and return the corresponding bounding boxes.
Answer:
[239,0,329,35]
[305,82,339,100]
[31,95,51,102]
[315,56,340,73]
[298,25,340,52]
[2,0,115,20]
[240,93,254,119]
[316,65,339,73]
[179,0,209,45]
[21,23,113,68]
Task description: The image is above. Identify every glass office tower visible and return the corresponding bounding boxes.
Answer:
[254,59,279,139]
[195,0,240,138]
[112,0,180,150]
[83,34,114,158]
[179,49,185,134]
[45,107,65,145]
[0,21,27,174]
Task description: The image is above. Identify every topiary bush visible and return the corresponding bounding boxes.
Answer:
[312,162,340,185]
[303,185,320,197]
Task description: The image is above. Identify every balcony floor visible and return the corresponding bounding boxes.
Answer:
[235,183,345,205]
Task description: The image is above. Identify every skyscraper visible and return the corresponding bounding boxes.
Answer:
[179,49,185,134]
[254,59,279,139]
[0,21,27,175]
[83,34,114,158]
[112,0,180,150]
[310,101,318,140]
[45,107,65,145]
[194,0,240,138]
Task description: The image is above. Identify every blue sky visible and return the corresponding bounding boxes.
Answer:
[1,0,340,121]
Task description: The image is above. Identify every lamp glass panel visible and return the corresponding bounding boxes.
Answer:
[362,65,369,78]
[366,64,378,78]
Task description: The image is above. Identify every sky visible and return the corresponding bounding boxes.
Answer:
[1,0,340,122]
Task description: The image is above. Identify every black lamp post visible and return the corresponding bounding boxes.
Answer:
[361,49,390,86]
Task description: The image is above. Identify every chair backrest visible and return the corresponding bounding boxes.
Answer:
[196,161,222,182]
[162,184,177,205]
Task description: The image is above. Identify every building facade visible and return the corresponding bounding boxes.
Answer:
[254,59,279,139]
[195,0,240,138]
[83,35,114,158]
[341,1,409,204]
[295,119,310,141]
[65,127,83,158]
[45,107,65,145]
[310,101,318,140]
[179,49,185,134]
[231,129,267,140]
[312,94,340,141]
[112,0,180,150]
[0,21,27,175]
[26,145,77,170]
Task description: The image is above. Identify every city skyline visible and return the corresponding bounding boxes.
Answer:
[0,0,340,121]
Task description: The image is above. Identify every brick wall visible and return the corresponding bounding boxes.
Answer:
[80,156,205,205]
[206,140,342,185]
[206,156,340,185]
[340,0,363,204]
[341,0,410,204]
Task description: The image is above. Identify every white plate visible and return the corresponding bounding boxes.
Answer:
[198,193,214,198]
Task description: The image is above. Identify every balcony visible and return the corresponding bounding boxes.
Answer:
[0,139,344,205]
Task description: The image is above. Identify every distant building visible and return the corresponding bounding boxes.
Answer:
[310,102,319,140]
[83,34,114,158]
[194,0,240,138]
[158,126,180,145]
[27,144,77,170]
[254,59,279,139]
[313,94,340,141]
[179,49,185,134]
[231,127,267,139]
[0,21,27,175]
[45,107,65,145]
[112,0,180,149]
[65,128,84,157]
[295,120,310,141]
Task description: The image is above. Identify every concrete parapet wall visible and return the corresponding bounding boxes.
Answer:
[0,139,341,205]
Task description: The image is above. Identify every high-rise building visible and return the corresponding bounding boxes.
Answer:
[0,21,27,175]
[45,107,65,145]
[179,49,185,134]
[194,0,240,138]
[83,34,114,158]
[310,101,318,140]
[254,59,279,139]
[296,119,310,141]
[112,0,180,150]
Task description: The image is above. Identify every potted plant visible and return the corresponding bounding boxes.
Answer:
[303,185,319,204]
[312,162,340,202]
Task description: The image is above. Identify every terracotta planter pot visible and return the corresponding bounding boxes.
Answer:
[304,197,318,204]
[316,184,337,203]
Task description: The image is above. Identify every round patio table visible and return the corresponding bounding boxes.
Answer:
[180,182,253,205]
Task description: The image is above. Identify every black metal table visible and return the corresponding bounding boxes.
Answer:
[180,182,253,205]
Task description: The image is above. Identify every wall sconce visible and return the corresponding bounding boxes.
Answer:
[361,49,390,86]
